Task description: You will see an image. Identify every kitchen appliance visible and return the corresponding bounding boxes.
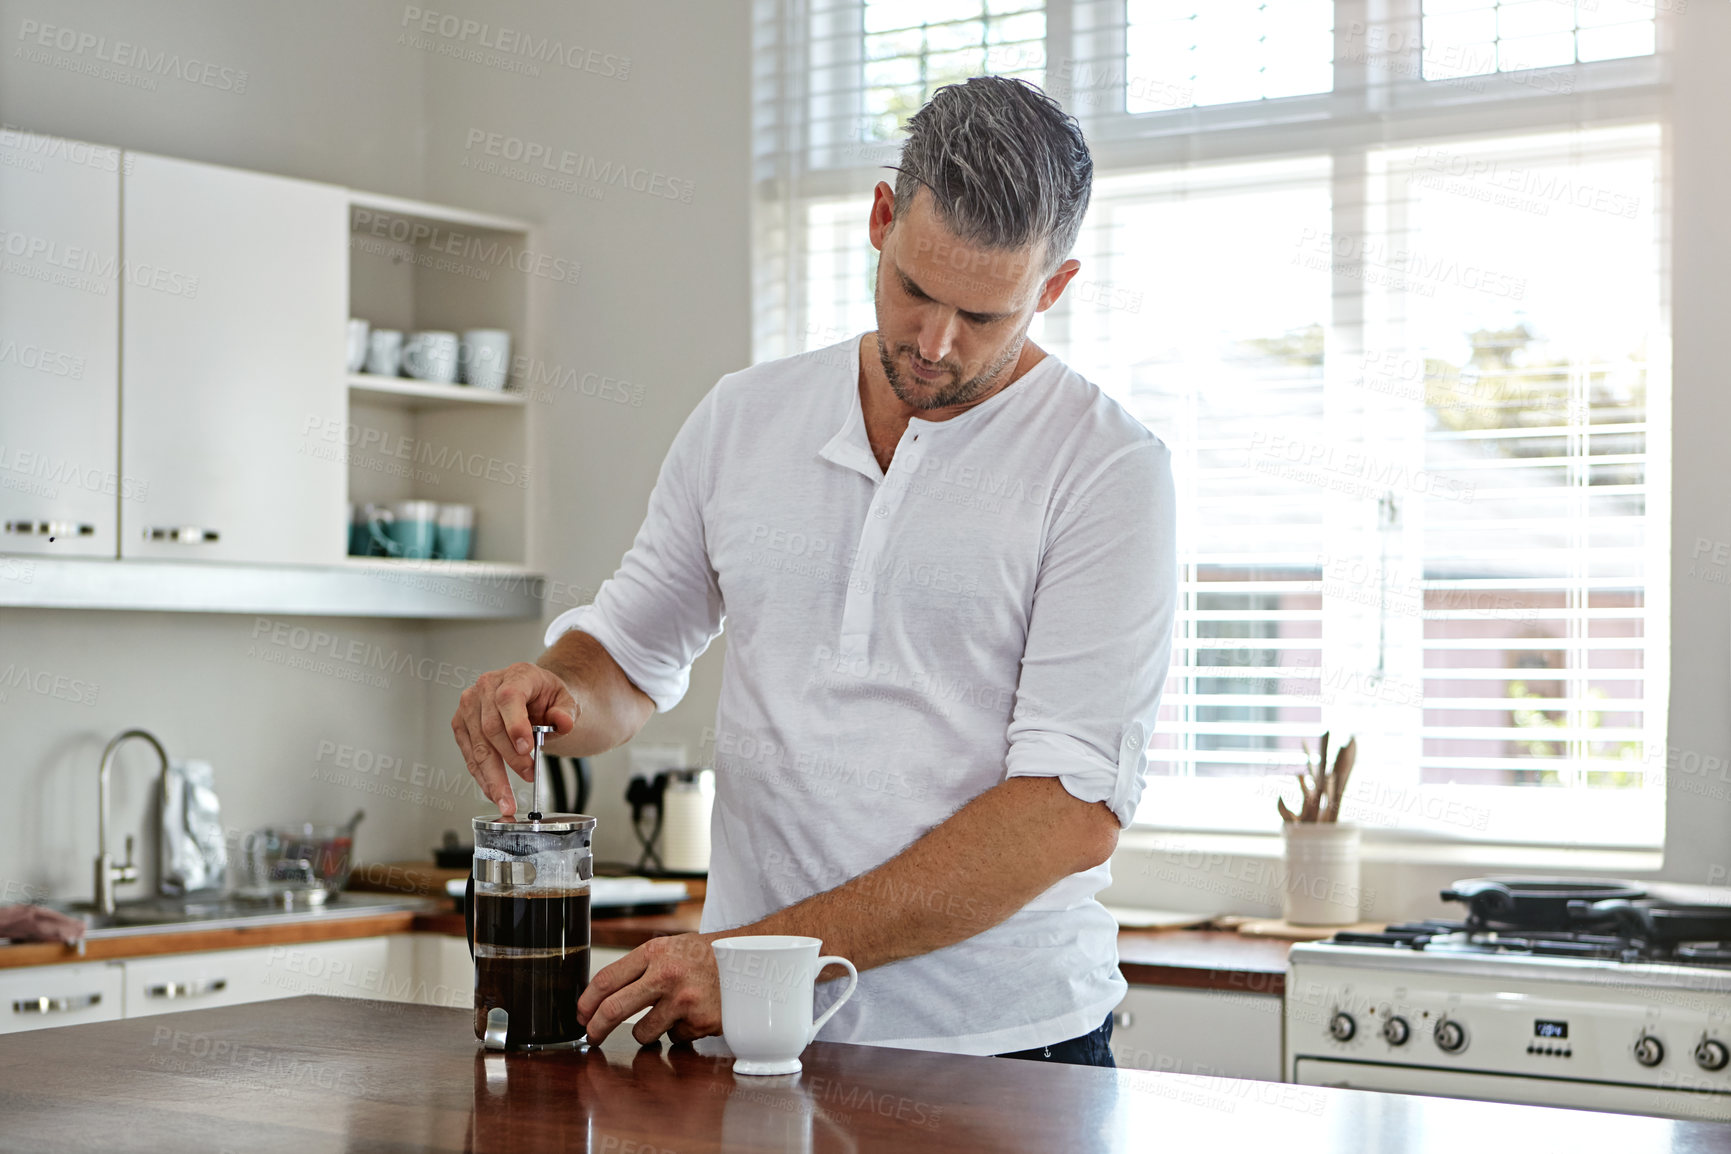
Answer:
[625,767,712,876]
[465,725,594,1050]
[1286,876,1731,1122]
[237,810,364,907]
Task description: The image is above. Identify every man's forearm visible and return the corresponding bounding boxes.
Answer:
[726,775,1120,971]
[537,630,655,757]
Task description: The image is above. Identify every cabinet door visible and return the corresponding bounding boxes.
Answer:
[1111,985,1284,1082]
[0,962,125,1033]
[120,152,346,564]
[0,131,121,557]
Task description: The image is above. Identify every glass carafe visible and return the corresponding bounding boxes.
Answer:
[466,812,595,1050]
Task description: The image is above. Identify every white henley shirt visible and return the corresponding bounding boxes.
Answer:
[545,334,1176,1055]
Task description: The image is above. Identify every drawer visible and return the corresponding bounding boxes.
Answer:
[122,948,272,1017]
[0,962,125,1033]
[123,937,393,1017]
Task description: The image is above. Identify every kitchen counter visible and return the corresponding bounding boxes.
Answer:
[0,898,429,970]
[416,900,1295,992]
[3,994,1726,1152]
[4,890,1292,996]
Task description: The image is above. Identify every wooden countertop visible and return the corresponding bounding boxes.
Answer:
[418,901,1294,993]
[5,894,1292,994]
[3,995,1726,1152]
[0,910,418,970]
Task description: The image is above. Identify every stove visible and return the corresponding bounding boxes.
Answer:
[1285,882,1731,1122]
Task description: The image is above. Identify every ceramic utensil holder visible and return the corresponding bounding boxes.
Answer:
[1281,821,1361,926]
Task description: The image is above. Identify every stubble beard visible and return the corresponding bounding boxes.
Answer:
[874,332,1024,412]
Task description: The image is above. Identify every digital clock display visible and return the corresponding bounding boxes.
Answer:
[1535,1020,1569,1039]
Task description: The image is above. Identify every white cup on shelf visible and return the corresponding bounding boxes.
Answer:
[402,331,459,383]
[460,329,512,391]
[346,318,370,373]
[364,329,402,377]
[712,936,857,1076]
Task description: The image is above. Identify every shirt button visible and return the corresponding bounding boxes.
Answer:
[874,506,888,518]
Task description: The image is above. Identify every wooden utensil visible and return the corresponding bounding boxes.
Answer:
[1327,737,1357,822]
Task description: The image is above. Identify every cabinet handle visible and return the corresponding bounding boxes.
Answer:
[5,520,96,537]
[12,992,102,1014]
[145,526,220,544]
[1115,1010,1135,1030]
[145,978,228,1000]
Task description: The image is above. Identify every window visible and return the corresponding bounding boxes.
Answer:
[753,0,1670,847]
[1422,0,1658,80]
[1125,0,1334,109]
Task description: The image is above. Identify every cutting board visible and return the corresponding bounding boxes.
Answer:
[347,861,708,904]
[1229,917,1386,941]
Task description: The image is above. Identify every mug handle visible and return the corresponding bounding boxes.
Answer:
[807,956,858,1044]
[367,516,403,557]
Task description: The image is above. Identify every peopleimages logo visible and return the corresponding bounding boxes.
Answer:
[462,129,695,205]
[399,7,631,80]
[15,19,249,92]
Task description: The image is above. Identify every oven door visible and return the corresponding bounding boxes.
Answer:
[1295,1058,1731,1123]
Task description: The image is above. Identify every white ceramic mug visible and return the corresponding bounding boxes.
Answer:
[460,329,512,391]
[346,318,370,373]
[402,330,459,383]
[713,936,857,1076]
[364,328,403,377]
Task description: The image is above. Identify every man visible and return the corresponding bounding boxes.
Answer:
[452,76,1175,1067]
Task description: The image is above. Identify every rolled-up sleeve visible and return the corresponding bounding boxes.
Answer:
[543,387,725,713]
[1003,438,1177,826]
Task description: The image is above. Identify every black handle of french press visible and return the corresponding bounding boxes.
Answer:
[464,874,475,963]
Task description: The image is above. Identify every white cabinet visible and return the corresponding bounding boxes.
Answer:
[1111,985,1284,1082]
[0,961,125,1034]
[0,130,122,557]
[120,151,347,564]
[123,937,396,1017]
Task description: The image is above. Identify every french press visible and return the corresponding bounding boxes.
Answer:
[466,725,595,1050]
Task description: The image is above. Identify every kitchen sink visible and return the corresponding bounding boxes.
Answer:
[44,892,432,938]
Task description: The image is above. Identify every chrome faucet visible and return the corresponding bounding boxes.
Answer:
[95,728,170,915]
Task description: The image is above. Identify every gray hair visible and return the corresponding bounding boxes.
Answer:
[892,76,1093,274]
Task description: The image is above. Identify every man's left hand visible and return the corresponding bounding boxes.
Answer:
[578,932,723,1045]
[0,904,85,945]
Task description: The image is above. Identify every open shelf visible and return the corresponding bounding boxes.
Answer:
[348,373,525,410]
[0,558,543,619]
[347,190,532,235]
[346,190,532,569]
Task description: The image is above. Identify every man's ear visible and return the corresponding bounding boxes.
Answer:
[868,181,896,253]
[1035,258,1082,312]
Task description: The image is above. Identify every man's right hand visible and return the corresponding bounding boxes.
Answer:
[452,662,578,817]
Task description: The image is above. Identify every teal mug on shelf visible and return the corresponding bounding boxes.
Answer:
[435,503,475,561]
[363,500,438,560]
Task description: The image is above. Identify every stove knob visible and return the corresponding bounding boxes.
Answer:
[1434,1018,1468,1054]
[1329,1012,1357,1042]
[1382,1016,1411,1046]
[1634,1034,1665,1068]
[1695,1039,1728,1072]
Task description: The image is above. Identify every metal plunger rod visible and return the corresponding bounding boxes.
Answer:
[529,725,555,819]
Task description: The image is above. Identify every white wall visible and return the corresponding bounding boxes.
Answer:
[413,0,749,865]
[0,0,749,895]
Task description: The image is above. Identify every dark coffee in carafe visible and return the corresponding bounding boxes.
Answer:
[472,890,591,1047]
[469,810,595,1050]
